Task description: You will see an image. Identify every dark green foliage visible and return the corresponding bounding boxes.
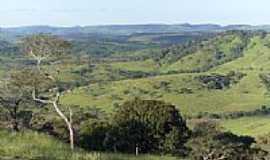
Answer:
[0,71,35,131]
[197,74,231,89]
[104,98,190,155]
[188,121,268,160]
[0,104,33,131]
[31,106,106,145]
[197,71,246,90]
[154,40,201,65]
[79,119,110,151]
[79,98,190,154]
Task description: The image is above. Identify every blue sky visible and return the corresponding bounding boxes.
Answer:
[0,0,269,27]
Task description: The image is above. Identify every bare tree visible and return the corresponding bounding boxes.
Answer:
[21,34,75,150]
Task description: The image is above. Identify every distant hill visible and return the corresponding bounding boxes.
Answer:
[1,24,270,40]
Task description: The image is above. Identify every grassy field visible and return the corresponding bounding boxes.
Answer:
[221,116,270,137]
[60,35,270,117]
[110,59,158,72]
[61,70,269,116]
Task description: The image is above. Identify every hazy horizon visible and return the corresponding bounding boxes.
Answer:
[2,23,270,28]
[1,0,270,27]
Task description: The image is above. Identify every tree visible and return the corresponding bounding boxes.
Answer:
[20,34,75,150]
[104,98,190,155]
[0,70,32,131]
[21,34,71,70]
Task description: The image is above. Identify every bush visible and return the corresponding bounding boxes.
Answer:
[187,121,267,160]
[31,106,106,146]
[196,71,246,90]
[197,74,231,89]
[104,98,190,155]
[79,119,110,151]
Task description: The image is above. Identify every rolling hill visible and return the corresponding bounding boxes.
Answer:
[57,30,270,139]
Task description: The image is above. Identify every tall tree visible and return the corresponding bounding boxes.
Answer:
[21,34,75,150]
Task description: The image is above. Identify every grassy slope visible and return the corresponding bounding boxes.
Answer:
[214,36,270,138]
[61,70,268,116]
[162,34,244,73]
[63,75,262,116]
[0,129,182,160]
[61,34,270,138]
[62,35,270,115]
[220,116,270,137]
[110,59,158,72]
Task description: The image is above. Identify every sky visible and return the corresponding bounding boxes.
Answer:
[0,0,269,27]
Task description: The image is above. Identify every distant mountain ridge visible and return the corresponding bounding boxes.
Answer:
[1,24,270,34]
[1,23,270,41]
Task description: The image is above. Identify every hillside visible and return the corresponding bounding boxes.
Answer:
[60,32,266,109]
[57,31,270,139]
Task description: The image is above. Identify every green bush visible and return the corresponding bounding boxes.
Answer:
[79,119,110,151]
[104,98,190,155]
[187,121,267,160]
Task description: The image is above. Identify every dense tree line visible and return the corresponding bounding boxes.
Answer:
[194,105,270,120]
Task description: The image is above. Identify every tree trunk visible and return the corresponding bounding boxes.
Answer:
[9,107,19,132]
[52,102,74,150]
[68,123,74,150]
[37,59,41,71]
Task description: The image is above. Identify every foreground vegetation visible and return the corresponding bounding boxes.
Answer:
[0,130,182,160]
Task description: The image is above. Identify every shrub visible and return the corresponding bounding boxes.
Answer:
[196,71,246,90]
[104,98,190,155]
[197,74,231,89]
[187,121,267,160]
[79,119,110,151]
